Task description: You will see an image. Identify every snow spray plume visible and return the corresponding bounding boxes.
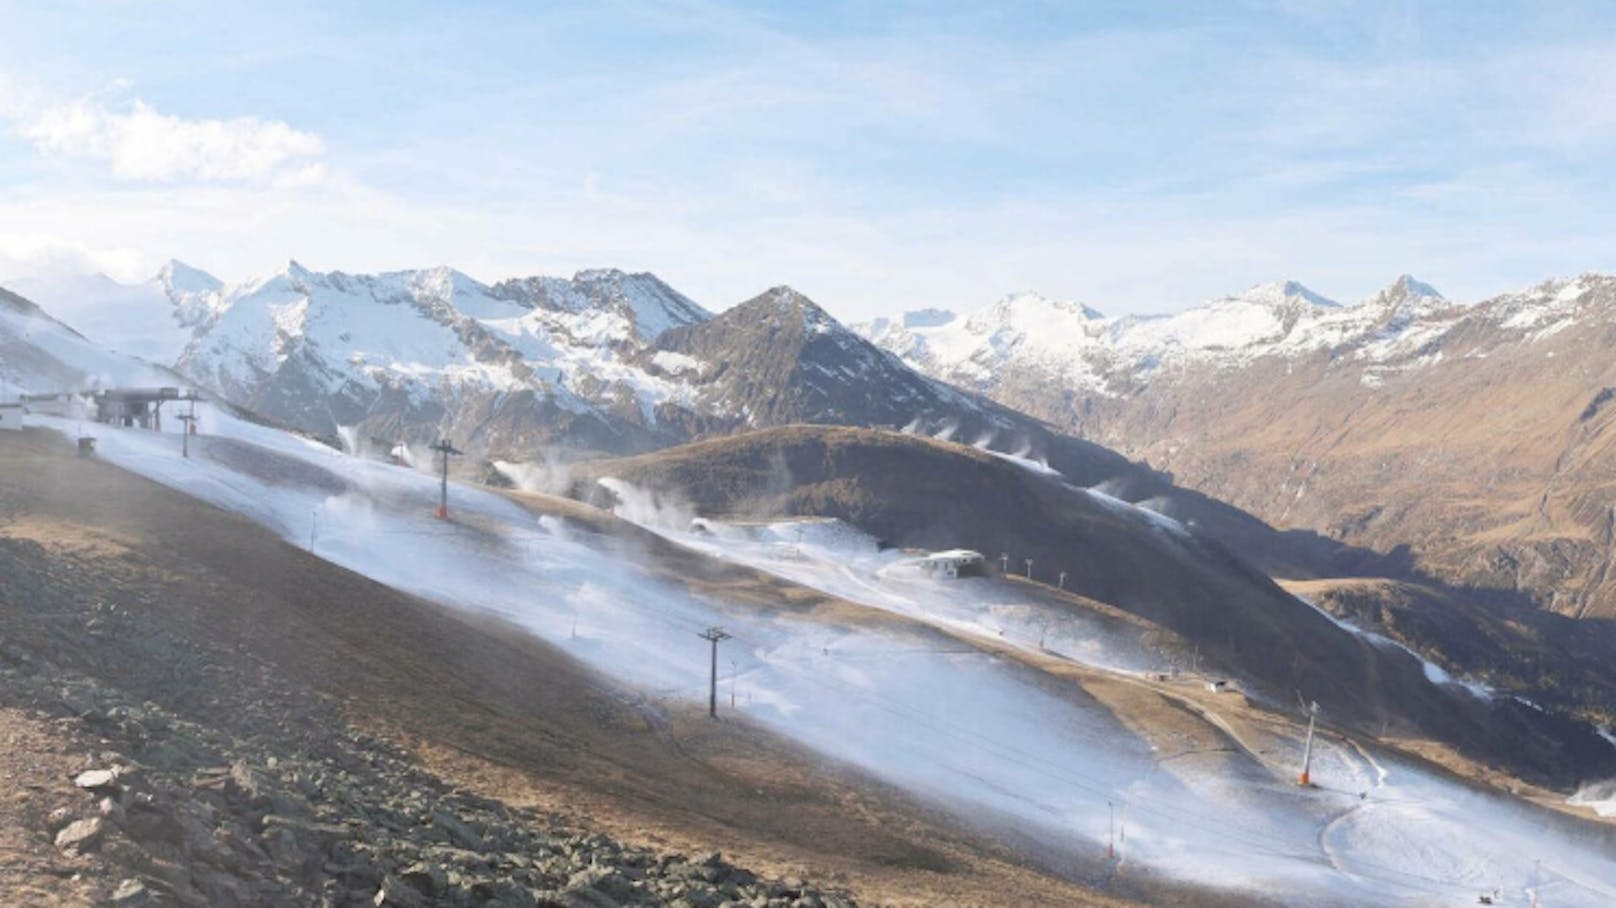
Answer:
[493,455,574,497]
[737,448,797,521]
[1569,777,1616,818]
[336,425,360,456]
[595,476,696,531]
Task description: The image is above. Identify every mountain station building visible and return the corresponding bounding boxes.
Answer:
[920,549,987,578]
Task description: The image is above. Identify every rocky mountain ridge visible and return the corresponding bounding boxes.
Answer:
[860,271,1616,620]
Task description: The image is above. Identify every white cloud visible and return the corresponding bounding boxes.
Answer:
[14,96,325,184]
[0,234,151,284]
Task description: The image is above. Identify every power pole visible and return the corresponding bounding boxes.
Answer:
[430,439,462,519]
[1299,700,1319,786]
[309,505,319,552]
[176,413,196,457]
[1024,557,1033,579]
[699,627,731,718]
[730,659,738,709]
[1107,800,1115,860]
[1058,570,1067,590]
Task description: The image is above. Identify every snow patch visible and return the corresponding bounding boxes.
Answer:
[1292,593,1493,701]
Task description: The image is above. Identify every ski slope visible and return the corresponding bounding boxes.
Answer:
[20,409,1616,906]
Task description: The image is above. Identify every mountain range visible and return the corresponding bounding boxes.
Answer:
[855,272,1616,625]
[10,259,1616,726]
[7,257,1616,902]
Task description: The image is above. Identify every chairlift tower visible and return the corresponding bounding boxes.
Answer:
[176,413,197,457]
[698,627,732,718]
[1299,700,1320,786]
[430,439,463,519]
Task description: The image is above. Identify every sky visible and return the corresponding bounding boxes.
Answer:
[3,0,1616,320]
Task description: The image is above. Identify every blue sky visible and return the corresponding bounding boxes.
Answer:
[2,0,1615,319]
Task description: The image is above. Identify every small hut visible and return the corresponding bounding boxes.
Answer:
[919,549,987,579]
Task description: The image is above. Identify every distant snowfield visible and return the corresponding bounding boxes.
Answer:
[24,410,1616,907]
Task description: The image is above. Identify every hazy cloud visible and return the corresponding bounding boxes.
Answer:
[13,95,325,185]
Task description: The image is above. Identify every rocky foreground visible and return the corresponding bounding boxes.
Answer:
[0,538,855,908]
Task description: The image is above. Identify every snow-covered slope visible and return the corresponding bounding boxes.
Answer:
[15,401,1616,906]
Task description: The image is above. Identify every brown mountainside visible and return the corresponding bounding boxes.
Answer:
[879,275,1616,622]
[1078,279,1616,621]
[569,425,1616,786]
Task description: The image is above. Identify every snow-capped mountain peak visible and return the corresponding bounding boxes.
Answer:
[738,285,841,334]
[856,275,1463,403]
[1361,273,1443,310]
[965,290,1105,334]
[1206,280,1339,315]
[154,259,223,296]
[1356,274,1450,328]
[282,259,317,282]
[756,284,814,308]
[1380,273,1443,303]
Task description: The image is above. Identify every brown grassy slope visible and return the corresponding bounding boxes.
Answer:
[0,426,1144,908]
[1282,577,1616,727]
[567,424,1616,788]
[1068,310,1616,621]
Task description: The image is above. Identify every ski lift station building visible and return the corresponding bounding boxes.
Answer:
[920,549,987,579]
[0,402,21,431]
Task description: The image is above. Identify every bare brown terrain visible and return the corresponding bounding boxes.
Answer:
[0,426,1171,906]
[568,423,1616,788]
[1041,282,1616,625]
[0,706,107,906]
